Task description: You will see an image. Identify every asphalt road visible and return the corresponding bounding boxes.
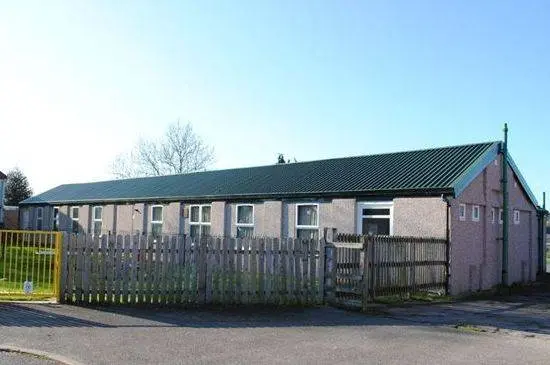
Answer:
[0,302,549,365]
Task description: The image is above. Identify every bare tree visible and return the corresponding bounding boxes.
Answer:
[111,121,215,179]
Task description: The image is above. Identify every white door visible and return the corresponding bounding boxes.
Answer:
[356,202,393,235]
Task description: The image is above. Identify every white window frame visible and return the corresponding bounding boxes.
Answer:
[53,207,60,231]
[472,205,480,222]
[151,205,164,236]
[189,204,212,237]
[459,204,466,221]
[236,204,254,237]
[356,201,394,235]
[499,209,503,225]
[513,210,520,225]
[71,207,80,233]
[491,208,496,224]
[296,203,320,238]
[36,207,43,230]
[92,206,103,236]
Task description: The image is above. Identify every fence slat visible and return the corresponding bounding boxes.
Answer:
[287,239,295,304]
[272,238,281,305]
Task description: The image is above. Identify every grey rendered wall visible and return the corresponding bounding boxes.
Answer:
[163,202,181,234]
[393,198,447,238]
[450,156,538,295]
[283,199,355,238]
[102,205,115,233]
[228,201,283,237]
[115,203,146,234]
[210,201,226,236]
[58,206,70,232]
[330,199,356,234]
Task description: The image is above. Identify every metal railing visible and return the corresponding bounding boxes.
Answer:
[0,230,62,300]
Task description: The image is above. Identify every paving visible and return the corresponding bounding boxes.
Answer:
[0,293,550,364]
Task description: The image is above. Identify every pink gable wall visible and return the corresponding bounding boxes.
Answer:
[450,155,538,295]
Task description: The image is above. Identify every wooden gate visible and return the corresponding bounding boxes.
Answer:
[330,244,364,307]
[325,234,449,309]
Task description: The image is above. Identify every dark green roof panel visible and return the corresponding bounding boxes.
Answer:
[22,142,499,205]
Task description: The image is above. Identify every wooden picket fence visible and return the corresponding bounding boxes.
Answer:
[60,234,324,306]
[326,234,449,309]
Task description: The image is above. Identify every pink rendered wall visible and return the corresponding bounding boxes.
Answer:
[450,155,538,295]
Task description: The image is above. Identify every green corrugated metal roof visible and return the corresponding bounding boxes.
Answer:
[21,141,502,205]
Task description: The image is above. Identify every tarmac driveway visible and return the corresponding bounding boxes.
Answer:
[0,298,549,365]
[386,289,550,336]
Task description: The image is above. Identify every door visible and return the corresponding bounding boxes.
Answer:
[357,202,393,235]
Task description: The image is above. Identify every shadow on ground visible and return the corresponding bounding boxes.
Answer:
[0,282,549,336]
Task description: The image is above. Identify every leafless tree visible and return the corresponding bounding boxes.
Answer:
[111,121,215,179]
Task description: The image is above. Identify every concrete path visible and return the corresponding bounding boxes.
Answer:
[0,301,550,365]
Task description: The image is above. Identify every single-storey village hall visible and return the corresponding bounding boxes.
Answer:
[19,141,547,294]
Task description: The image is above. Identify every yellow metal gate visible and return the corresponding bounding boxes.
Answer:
[0,230,62,301]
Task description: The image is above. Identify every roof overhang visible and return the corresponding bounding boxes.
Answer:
[451,141,538,207]
[19,187,455,206]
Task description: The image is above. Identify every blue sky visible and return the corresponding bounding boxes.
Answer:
[0,1,548,202]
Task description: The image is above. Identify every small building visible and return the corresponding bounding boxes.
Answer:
[3,206,19,230]
[19,141,545,294]
[0,171,6,228]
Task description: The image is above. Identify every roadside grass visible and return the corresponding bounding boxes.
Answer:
[454,323,489,333]
[0,245,55,296]
[375,292,452,305]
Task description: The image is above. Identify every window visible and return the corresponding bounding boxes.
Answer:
[236,204,254,238]
[491,208,496,224]
[296,204,319,240]
[53,207,60,231]
[499,209,503,225]
[151,205,163,237]
[514,210,520,225]
[36,207,43,230]
[71,207,79,233]
[22,210,30,229]
[459,204,466,221]
[93,206,103,235]
[472,205,480,222]
[357,202,393,235]
[189,204,211,238]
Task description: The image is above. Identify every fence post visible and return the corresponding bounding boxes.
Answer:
[361,236,370,311]
[368,235,376,301]
[57,232,67,303]
[197,236,208,305]
[323,242,336,304]
[318,238,325,304]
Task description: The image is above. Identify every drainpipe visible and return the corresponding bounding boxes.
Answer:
[501,123,509,287]
[542,193,547,274]
[442,194,452,295]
